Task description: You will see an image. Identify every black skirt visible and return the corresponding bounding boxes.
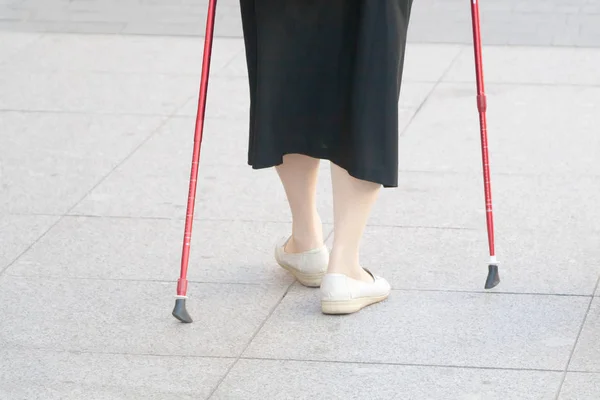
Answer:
[239,0,413,187]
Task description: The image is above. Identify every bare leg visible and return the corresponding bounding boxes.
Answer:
[276,154,324,253]
[328,163,381,283]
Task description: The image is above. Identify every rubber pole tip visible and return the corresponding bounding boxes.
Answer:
[172,299,193,323]
[484,264,500,289]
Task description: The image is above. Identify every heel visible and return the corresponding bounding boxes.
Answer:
[320,271,391,315]
[321,294,389,315]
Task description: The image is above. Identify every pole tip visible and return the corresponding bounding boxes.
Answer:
[172,298,193,323]
[484,264,500,289]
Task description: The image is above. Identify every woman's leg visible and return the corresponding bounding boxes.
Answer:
[276,154,324,252]
[320,162,389,314]
[328,163,381,282]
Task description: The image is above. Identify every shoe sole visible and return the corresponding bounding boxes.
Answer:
[277,260,325,288]
[321,293,390,315]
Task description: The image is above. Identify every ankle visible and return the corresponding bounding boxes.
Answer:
[285,234,323,253]
[328,266,373,283]
[327,252,372,283]
[287,216,323,253]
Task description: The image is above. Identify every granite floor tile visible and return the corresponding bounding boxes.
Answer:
[568,298,600,372]
[0,348,232,400]
[6,216,326,286]
[0,214,59,272]
[244,286,587,370]
[0,111,165,214]
[341,225,600,295]
[559,373,600,400]
[0,275,288,358]
[212,359,561,400]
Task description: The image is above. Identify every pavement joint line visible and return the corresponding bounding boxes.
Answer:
[554,276,598,398]
[2,345,239,361]
[396,288,595,298]
[563,369,600,374]
[236,355,567,373]
[30,31,249,43]
[0,215,62,277]
[592,274,600,299]
[206,279,296,398]
[6,212,483,231]
[0,68,248,78]
[439,80,600,89]
[14,212,600,234]
[5,28,599,49]
[398,169,600,178]
[0,98,186,278]
[324,227,334,242]
[9,212,600,235]
[0,108,180,117]
[3,273,292,287]
[2,272,595,298]
[218,47,244,72]
[0,107,252,120]
[399,44,465,138]
[6,343,587,374]
[1,76,600,90]
[7,29,600,51]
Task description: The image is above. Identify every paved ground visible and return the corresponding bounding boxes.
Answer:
[1,0,600,46]
[2,2,600,400]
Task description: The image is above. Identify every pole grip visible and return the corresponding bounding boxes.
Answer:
[177,279,188,296]
[477,94,487,113]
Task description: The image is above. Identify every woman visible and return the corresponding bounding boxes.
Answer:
[239,1,413,314]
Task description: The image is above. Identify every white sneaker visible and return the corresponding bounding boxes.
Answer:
[274,237,329,287]
[320,269,391,314]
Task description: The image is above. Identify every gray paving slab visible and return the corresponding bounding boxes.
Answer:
[132,116,248,167]
[2,0,600,47]
[144,115,274,169]
[332,225,600,295]
[69,147,293,222]
[0,68,195,115]
[244,286,588,370]
[212,359,562,400]
[0,31,39,64]
[0,275,288,357]
[399,82,439,110]
[401,82,600,176]
[445,46,600,86]
[401,44,464,83]
[0,111,164,214]
[559,373,600,400]
[0,214,58,271]
[123,110,423,170]
[569,298,600,372]
[217,42,463,84]
[71,132,600,234]
[5,215,327,286]
[368,172,600,233]
[120,5,244,38]
[161,107,408,165]
[176,79,435,120]
[4,33,244,74]
[0,348,232,400]
[0,21,599,399]
[69,119,322,222]
[176,75,248,119]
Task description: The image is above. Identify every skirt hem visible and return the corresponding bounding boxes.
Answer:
[248,152,398,188]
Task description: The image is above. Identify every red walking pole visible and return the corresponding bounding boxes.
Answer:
[172,0,219,323]
[470,0,500,289]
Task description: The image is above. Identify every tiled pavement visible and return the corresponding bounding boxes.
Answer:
[1,0,600,46]
[1,2,600,399]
